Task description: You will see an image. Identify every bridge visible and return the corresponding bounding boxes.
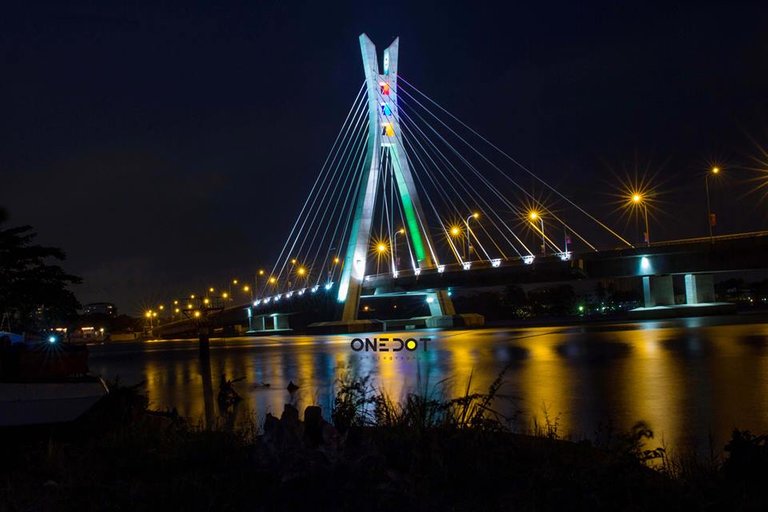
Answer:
[153,34,768,337]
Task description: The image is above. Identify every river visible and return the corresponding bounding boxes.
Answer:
[90,313,768,454]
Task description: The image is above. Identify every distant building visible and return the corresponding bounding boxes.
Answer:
[83,302,117,317]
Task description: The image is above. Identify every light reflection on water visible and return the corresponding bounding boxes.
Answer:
[89,315,768,453]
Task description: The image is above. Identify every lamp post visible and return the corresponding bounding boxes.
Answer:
[255,269,265,298]
[528,211,545,255]
[705,166,720,241]
[449,225,463,259]
[632,193,650,247]
[393,228,405,273]
[465,212,479,261]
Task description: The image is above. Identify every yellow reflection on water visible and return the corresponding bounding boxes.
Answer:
[613,323,681,448]
[514,328,572,433]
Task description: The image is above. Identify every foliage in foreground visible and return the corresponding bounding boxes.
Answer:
[3,376,768,511]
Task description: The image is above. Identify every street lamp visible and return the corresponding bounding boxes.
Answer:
[706,166,721,241]
[449,225,464,258]
[393,228,405,273]
[465,212,479,261]
[255,269,265,296]
[632,193,650,247]
[528,211,545,255]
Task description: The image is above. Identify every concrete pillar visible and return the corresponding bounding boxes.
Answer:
[254,316,266,331]
[642,275,674,307]
[684,274,715,304]
[274,315,290,330]
[426,290,456,316]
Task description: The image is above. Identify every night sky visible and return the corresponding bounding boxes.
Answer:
[2,1,767,314]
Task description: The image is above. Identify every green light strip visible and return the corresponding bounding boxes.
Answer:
[393,164,427,262]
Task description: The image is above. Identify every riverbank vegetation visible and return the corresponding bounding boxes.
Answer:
[3,375,768,511]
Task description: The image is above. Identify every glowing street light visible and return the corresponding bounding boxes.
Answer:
[465,212,479,260]
[393,228,405,274]
[377,243,387,253]
[631,192,651,247]
[706,166,721,241]
[528,210,546,255]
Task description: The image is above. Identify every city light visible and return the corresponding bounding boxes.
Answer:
[297,267,307,276]
[528,211,539,221]
[209,287,214,293]
[632,193,642,204]
[333,257,340,264]
[222,292,229,299]
[450,226,461,236]
[377,243,387,253]
[243,285,250,292]
[194,311,201,318]
[269,277,277,284]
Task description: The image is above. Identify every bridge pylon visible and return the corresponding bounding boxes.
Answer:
[336,33,453,322]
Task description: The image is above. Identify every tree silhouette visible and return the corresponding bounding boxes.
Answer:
[0,207,81,332]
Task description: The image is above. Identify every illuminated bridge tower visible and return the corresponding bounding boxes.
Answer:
[337,33,455,323]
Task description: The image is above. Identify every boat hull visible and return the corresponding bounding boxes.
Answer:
[0,378,108,427]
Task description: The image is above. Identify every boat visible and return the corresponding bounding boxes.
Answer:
[0,335,108,427]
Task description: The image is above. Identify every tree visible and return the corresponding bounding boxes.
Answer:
[0,208,81,331]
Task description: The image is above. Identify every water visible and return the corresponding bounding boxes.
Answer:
[90,314,768,454]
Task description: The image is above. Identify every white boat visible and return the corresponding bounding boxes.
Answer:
[0,338,109,426]
[0,377,108,427]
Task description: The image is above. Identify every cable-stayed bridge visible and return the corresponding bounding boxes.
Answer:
[155,34,768,337]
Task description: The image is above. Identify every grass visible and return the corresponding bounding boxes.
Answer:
[3,375,768,510]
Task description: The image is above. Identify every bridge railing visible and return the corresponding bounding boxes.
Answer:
[362,251,573,282]
[648,230,768,248]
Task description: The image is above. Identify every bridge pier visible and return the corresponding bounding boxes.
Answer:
[642,275,674,307]
[684,273,715,304]
[426,290,456,316]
